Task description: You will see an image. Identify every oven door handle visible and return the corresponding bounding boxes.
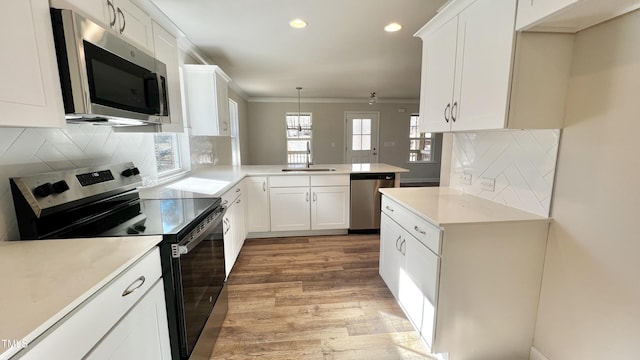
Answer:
[172,208,225,258]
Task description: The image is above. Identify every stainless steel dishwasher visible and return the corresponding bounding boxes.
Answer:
[350,173,396,231]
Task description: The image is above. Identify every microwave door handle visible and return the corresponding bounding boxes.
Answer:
[155,73,167,116]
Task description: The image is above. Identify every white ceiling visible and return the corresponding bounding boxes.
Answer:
[151,0,447,100]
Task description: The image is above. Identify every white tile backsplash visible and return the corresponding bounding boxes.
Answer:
[0,124,158,241]
[450,129,560,217]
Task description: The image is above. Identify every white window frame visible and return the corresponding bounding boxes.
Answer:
[285,112,312,166]
[409,114,434,163]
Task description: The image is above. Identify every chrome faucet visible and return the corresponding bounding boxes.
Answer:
[306,141,312,168]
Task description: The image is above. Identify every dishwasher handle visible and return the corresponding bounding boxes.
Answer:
[350,173,396,181]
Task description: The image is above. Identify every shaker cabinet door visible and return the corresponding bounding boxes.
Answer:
[0,0,65,128]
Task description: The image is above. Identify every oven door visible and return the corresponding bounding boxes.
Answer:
[172,206,226,359]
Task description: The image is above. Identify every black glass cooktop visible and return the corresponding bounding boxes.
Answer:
[100,197,221,239]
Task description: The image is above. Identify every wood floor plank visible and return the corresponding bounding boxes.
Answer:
[210,234,431,359]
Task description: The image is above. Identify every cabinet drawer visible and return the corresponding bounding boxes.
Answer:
[16,248,162,360]
[269,175,310,187]
[221,182,242,206]
[310,175,349,186]
[382,196,441,254]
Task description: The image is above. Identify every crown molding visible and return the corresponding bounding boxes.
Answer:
[248,97,419,104]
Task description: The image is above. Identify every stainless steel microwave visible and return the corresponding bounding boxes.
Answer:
[50,8,170,126]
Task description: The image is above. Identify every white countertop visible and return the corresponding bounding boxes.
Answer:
[379,187,549,226]
[140,163,408,199]
[0,236,162,360]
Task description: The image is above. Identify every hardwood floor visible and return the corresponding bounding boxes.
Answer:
[210,234,435,359]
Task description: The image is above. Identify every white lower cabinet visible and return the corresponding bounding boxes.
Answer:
[14,248,170,360]
[84,281,171,360]
[269,186,311,232]
[244,177,270,233]
[310,186,349,230]
[379,195,548,359]
[380,212,439,348]
[222,183,246,276]
[268,175,350,232]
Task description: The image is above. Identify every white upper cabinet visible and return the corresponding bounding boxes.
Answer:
[52,0,153,52]
[516,0,640,32]
[111,0,153,52]
[416,0,574,132]
[152,21,183,132]
[0,0,65,128]
[183,65,231,136]
[419,17,458,133]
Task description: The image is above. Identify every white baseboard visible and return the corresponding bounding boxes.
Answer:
[530,346,550,360]
[247,229,348,239]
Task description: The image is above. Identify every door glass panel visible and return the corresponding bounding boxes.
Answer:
[352,135,361,151]
[361,135,371,150]
[353,119,362,135]
[362,119,371,134]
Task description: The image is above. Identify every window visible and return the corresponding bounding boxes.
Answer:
[154,134,181,174]
[409,114,433,162]
[286,112,312,165]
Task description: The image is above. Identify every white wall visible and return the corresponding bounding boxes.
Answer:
[533,10,640,359]
[0,125,157,241]
[247,101,442,182]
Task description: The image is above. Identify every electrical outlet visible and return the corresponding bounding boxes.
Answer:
[460,172,472,185]
[480,177,495,192]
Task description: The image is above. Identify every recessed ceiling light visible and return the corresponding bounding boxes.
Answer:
[289,18,308,29]
[384,22,402,32]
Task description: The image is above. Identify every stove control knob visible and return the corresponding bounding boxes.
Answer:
[121,167,140,177]
[121,169,134,177]
[34,183,54,197]
[52,180,70,194]
[126,226,139,234]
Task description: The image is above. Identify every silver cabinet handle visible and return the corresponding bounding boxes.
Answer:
[444,103,451,123]
[451,101,458,122]
[117,7,125,34]
[414,225,427,235]
[313,192,317,202]
[395,235,402,251]
[122,276,145,297]
[236,199,241,204]
[306,192,309,202]
[400,239,406,255]
[236,188,240,193]
[385,205,394,212]
[262,181,266,192]
[107,0,116,28]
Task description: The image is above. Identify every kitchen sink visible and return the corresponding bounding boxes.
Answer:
[281,168,337,172]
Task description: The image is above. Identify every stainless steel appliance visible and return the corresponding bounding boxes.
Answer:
[9,163,226,360]
[350,173,395,231]
[50,9,170,127]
